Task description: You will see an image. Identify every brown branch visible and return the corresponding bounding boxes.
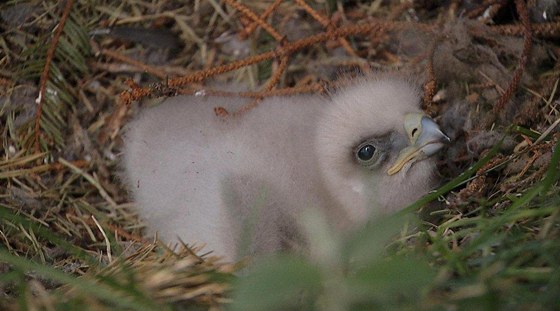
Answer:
[423,38,439,116]
[294,0,358,57]
[121,20,434,105]
[493,0,532,114]
[223,0,284,42]
[168,50,277,87]
[34,0,74,154]
[240,0,283,39]
[263,55,290,92]
[294,0,329,25]
[177,83,326,98]
[167,21,431,87]
[233,54,290,116]
[490,21,560,38]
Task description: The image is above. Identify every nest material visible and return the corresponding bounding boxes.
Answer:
[0,0,559,309]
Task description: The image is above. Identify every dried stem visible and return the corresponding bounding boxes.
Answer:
[120,19,433,106]
[233,54,290,116]
[240,0,283,39]
[423,38,440,115]
[492,0,532,114]
[490,21,560,38]
[294,0,358,57]
[165,20,431,88]
[223,0,284,42]
[176,83,326,98]
[34,0,74,153]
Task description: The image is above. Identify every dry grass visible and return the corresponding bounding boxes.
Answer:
[1,0,559,309]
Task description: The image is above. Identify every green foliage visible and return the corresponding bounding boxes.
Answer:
[231,140,560,310]
[232,255,322,311]
[232,212,437,311]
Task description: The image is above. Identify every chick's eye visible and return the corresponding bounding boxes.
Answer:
[357,145,376,161]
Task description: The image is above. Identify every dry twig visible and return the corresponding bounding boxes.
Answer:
[492,0,532,115]
[34,0,74,153]
[223,0,285,42]
[240,0,283,39]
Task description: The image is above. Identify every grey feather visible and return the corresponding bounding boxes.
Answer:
[122,75,448,261]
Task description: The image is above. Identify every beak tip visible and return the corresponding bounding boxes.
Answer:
[388,115,449,175]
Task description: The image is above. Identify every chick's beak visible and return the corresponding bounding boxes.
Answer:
[387,113,450,175]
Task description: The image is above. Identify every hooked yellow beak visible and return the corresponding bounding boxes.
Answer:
[387,113,449,175]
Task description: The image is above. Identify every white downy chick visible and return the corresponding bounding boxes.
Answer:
[122,74,449,262]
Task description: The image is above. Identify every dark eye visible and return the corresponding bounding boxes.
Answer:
[357,145,375,161]
[354,137,388,169]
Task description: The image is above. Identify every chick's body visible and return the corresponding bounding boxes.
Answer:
[123,76,444,261]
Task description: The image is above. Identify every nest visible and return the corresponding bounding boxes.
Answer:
[1,0,559,309]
